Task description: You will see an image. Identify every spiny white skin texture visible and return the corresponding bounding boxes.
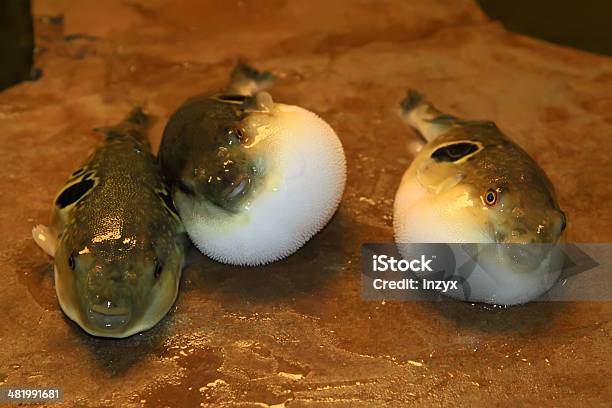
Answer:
[394,168,562,305]
[177,104,346,266]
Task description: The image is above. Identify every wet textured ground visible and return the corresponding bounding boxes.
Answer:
[1,1,611,407]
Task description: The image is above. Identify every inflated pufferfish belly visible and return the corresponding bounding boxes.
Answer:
[158,64,346,265]
[393,90,567,305]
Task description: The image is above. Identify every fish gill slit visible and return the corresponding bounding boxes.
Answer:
[430,140,484,164]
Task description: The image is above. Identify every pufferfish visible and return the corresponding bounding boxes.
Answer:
[394,90,567,305]
[32,108,186,338]
[158,63,346,266]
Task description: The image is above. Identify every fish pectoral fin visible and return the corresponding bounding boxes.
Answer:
[416,161,464,193]
[32,224,57,257]
[243,92,274,112]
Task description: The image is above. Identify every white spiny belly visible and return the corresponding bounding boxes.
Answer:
[179,104,346,266]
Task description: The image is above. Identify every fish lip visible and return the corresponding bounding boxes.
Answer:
[498,242,554,271]
[90,303,130,316]
[206,173,251,212]
[86,306,132,330]
[224,176,249,201]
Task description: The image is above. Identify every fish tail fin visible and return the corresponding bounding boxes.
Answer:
[94,107,152,148]
[226,61,276,95]
[400,89,457,142]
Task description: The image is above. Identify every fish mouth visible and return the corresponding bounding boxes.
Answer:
[185,170,254,213]
[498,243,554,272]
[86,304,132,330]
[200,173,252,213]
[223,175,250,201]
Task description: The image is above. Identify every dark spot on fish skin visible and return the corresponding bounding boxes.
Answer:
[431,142,480,162]
[56,172,96,209]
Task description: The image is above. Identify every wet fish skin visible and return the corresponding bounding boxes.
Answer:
[159,91,262,213]
[394,90,566,305]
[397,90,566,246]
[33,108,187,338]
[157,63,346,266]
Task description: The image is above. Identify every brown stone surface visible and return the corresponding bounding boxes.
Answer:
[1,1,611,407]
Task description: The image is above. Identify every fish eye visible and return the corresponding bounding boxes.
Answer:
[484,189,498,206]
[154,261,163,279]
[231,127,248,144]
[235,128,244,141]
[178,179,195,195]
[68,253,75,270]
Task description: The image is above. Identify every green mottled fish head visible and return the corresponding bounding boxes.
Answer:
[414,123,567,246]
[54,229,184,338]
[479,177,566,246]
[160,92,275,213]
